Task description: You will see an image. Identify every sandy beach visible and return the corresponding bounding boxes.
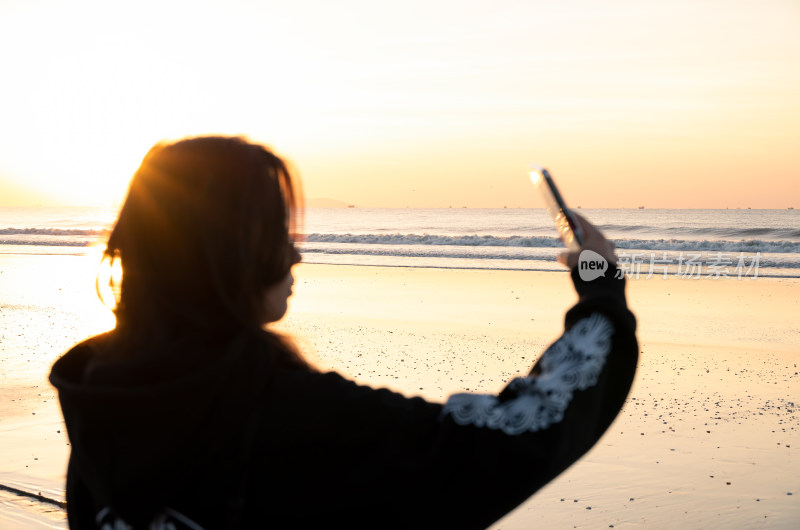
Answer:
[1,254,798,528]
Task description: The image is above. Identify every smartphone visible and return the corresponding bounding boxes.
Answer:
[529,164,584,251]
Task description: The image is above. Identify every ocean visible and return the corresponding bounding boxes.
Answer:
[1,206,798,278]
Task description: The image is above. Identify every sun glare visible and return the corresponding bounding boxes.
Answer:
[95,248,123,313]
[529,164,545,186]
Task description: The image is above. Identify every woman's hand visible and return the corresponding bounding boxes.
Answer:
[557,212,617,270]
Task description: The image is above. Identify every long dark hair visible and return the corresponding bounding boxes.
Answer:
[103,136,303,357]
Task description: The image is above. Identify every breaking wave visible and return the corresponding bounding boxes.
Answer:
[304,233,799,254]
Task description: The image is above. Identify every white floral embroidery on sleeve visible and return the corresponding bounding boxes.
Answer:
[442,314,613,435]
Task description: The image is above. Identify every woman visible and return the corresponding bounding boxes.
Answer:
[50,136,637,529]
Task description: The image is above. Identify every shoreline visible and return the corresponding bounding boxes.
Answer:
[3,252,795,279]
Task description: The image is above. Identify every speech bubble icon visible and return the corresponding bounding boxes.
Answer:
[578,250,608,281]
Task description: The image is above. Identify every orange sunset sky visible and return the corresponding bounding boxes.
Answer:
[0,0,798,209]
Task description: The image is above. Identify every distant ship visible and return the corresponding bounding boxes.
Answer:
[638,206,645,210]
[789,207,795,210]
[347,205,355,208]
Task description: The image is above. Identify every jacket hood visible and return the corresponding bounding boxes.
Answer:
[49,331,278,526]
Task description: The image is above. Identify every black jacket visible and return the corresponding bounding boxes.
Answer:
[50,267,638,529]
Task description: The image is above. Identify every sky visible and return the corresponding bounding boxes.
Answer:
[0,0,798,209]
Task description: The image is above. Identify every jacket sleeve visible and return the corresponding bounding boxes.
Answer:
[258,265,637,529]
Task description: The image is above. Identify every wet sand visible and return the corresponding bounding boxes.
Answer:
[1,255,798,527]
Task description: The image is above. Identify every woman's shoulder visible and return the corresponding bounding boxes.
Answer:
[50,331,116,387]
[51,328,296,391]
